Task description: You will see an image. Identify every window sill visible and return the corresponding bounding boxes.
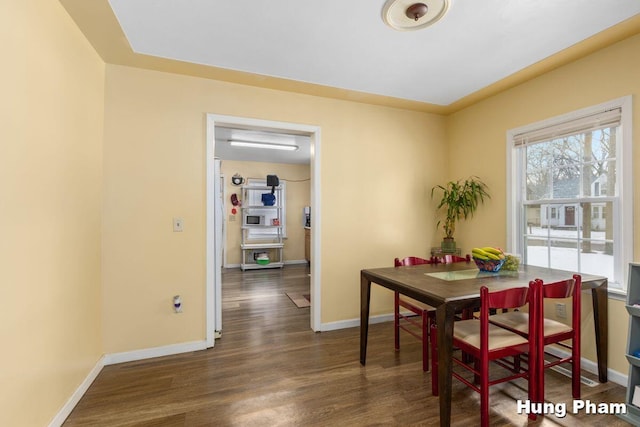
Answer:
[607,287,627,301]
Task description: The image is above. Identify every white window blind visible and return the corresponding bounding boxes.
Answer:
[513,108,621,147]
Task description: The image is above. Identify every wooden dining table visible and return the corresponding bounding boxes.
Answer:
[359,261,608,427]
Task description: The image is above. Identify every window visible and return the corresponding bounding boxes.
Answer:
[507,96,633,293]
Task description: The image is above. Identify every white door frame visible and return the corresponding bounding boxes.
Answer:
[205,114,321,347]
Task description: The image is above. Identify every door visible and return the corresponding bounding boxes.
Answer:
[564,205,576,227]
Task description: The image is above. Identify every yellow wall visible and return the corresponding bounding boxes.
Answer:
[0,1,105,426]
[220,160,310,265]
[446,33,640,374]
[102,64,446,353]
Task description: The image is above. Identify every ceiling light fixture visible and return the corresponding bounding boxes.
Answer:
[406,3,428,21]
[382,0,450,31]
[228,139,299,151]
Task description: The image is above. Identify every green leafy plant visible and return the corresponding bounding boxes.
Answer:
[431,176,490,240]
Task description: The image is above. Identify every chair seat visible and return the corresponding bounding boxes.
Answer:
[454,319,528,351]
[490,311,573,336]
[400,296,435,312]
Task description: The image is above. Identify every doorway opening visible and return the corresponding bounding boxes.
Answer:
[205,114,321,347]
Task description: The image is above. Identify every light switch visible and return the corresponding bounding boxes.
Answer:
[173,217,184,232]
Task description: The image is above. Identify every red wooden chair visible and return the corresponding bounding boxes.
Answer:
[434,253,471,264]
[490,274,581,401]
[393,256,435,371]
[393,255,471,371]
[430,285,538,427]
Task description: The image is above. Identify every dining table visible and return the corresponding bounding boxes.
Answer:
[359,261,608,427]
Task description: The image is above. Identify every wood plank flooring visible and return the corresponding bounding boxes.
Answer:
[64,264,630,426]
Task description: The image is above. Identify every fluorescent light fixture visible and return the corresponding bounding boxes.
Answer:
[229,139,299,151]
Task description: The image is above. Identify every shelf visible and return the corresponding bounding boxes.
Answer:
[241,185,282,191]
[241,262,284,271]
[241,243,284,249]
[628,305,640,317]
[621,263,640,425]
[620,406,640,424]
[626,354,640,367]
[240,185,284,270]
[241,205,282,210]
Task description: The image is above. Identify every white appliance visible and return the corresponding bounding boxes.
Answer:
[213,159,224,337]
[243,213,266,226]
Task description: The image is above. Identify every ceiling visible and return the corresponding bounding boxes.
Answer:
[60,0,640,163]
[89,0,639,107]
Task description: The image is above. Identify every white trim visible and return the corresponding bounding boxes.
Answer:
[206,116,216,347]
[206,114,322,335]
[544,346,627,387]
[310,129,322,332]
[319,313,394,332]
[620,95,634,290]
[48,357,105,427]
[103,340,208,365]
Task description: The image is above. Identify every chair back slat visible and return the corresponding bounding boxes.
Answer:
[394,256,434,267]
[541,278,575,299]
[440,254,472,264]
[483,286,529,310]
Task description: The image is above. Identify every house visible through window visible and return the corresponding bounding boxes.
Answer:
[507,96,633,293]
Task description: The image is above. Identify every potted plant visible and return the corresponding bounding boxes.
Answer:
[431,176,490,252]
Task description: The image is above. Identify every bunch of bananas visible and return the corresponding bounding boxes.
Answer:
[471,247,505,261]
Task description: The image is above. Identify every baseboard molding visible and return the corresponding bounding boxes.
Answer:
[320,313,394,331]
[103,340,208,365]
[49,325,625,426]
[545,346,627,387]
[49,340,210,426]
[48,356,105,427]
[284,259,308,265]
[320,316,628,387]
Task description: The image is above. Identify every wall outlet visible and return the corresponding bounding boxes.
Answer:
[173,295,182,313]
[555,303,566,319]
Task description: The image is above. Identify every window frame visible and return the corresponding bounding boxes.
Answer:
[506,96,633,295]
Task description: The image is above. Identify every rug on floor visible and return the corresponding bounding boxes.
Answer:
[286,292,310,308]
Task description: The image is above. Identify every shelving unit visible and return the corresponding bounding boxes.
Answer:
[620,263,640,424]
[240,185,284,271]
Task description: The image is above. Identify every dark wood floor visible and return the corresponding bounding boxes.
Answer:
[64,264,629,426]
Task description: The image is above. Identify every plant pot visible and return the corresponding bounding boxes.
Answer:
[441,238,457,253]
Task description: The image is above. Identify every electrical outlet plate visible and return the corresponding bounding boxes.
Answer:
[555,303,567,319]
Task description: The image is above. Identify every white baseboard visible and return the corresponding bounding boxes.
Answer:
[320,313,394,331]
[103,340,208,365]
[48,356,105,427]
[545,346,627,387]
[48,325,625,426]
[49,340,209,426]
[284,259,308,265]
[321,316,628,387]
